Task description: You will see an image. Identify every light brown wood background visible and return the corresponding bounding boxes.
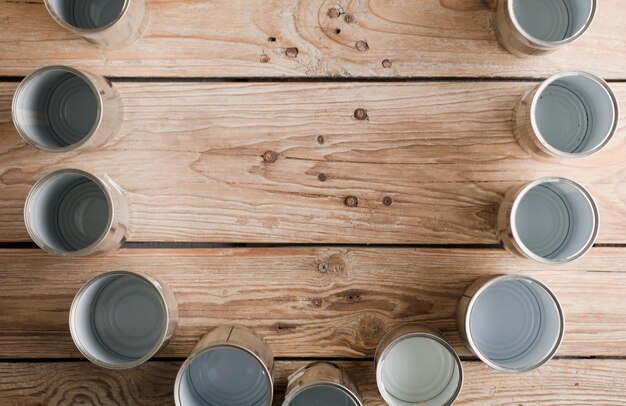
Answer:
[1,0,625,405]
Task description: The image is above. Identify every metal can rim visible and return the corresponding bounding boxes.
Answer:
[24,168,117,257]
[68,270,173,369]
[461,274,565,373]
[12,65,105,152]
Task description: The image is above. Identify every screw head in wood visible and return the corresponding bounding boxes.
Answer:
[344,13,355,23]
[382,59,392,68]
[383,196,393,206]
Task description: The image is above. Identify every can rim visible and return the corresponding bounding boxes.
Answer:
[374,322,463,406]
[12,65,105,152]
[43,0,132,34]
[462,274,565,373]
[68,270,171,369]
[174,343,274,406]
[509,177,599,264]
[283,381,363,406]
[529,71,619,158]
[507,0,596,49]
[24,169,115,257]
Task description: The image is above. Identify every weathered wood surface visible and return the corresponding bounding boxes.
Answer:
[1,0,626,78]
[1,248,625,359]
[1,82,625,244]
[1,359,625,405]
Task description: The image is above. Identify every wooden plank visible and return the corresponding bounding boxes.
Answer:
[0,359,625,405]
[1,248,625,359]
[1,81,625,244]
[1,1,625,79]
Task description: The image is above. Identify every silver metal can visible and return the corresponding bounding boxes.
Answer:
[498,177,599,264]
[44,0,147,48]
[375,323,463,406]
[24,169,128,256]
[174,326,274,406]
[514,71,619,158]
[283,362,363,406]
[12,66,122,152]
[69,270,178,369]
[495,0,596,56]
[457,274,564,373]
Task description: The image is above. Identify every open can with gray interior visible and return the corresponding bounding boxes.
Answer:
[44,0,147,48]
[24,169,128,256]
[283,362,363,406]
[375,323,463,406]
[12,66,121,152]
[457,274,564,373]
[498,177,599,264]
[495,0,596,56]
[514,71,618,158]
[174,326,274,406]
[69,271,178,369]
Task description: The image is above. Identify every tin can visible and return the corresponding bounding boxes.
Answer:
[498,177,599,264]
[457,274,564,373]
[375,323,463,406]
[44,0,146,48]
[24,169,128,256]
[514,71,619,158]
[69,270,178,369]
[495,0,596,56]
[174,326,274,406]
[12,66,121,152]
[283,362,362,406]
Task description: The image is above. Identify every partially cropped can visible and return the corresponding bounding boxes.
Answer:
[498,177,598,264]
[457,275,564,373]
[283,362,362,406]
[12,66,121,152]
[70,271,178,369]
[514,72,619,158]
[496,0,596,56]
[375,323,463,406]
[44,0,146,48]
[24,169,128,256]
[175,326,274,406]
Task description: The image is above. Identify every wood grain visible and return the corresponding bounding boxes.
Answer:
[1,247,626,359]
[1,359,625,405]
[1,0,626,78]
[1,82,625,244]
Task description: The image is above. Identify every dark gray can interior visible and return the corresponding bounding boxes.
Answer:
[14,68,99,150]
[178,346,270,406]
[26,172,110,252]
[288,384,358,406]
[47,0,127,29]
[512,0,593,43]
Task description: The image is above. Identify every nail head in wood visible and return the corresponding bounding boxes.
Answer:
[355,41,369,52]
[262,150,278,163]
[318,173,327,182]
[382,59,392,68]
[328,8,341,18]
[260,55,270,63]
[344,196,358,207]
[354,108,368,120]
[318,263,329,273]
[317,135,326,144]
[285,47,299,58]
[383,196,393,206]
[344,13,355,23]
